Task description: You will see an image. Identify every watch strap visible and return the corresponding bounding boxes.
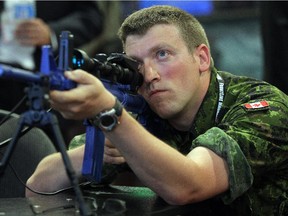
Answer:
[113,98,123,117]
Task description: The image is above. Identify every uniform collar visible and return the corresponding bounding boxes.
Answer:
[190,67,220,136]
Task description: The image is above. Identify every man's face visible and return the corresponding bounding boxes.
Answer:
[125,24,209,123]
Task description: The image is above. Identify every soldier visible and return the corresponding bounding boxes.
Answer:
[26,5,288,216]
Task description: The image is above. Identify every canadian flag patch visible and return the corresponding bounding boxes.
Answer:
[244,100,269,110]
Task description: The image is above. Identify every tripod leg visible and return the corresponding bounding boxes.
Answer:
[0,116,26,173]
[48,114,92,216]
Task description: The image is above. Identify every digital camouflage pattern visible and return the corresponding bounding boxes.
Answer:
[161,67,288,216]
[69,134,85,150]
[69,67,288,216]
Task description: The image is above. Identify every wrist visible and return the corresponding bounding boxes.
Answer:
[88,98,123,132]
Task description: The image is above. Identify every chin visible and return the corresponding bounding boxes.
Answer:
[153,108,171,119]
[150,101,174,118]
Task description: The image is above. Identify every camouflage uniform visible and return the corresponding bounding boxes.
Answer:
[70,67,288,216]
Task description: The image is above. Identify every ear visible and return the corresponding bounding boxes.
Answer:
[195,44,211,72]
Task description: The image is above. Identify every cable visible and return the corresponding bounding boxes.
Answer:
[0,150,91,196]
[0,126,32,147]
[0,105,90,196]
[25,180,92,196]
[0,95,27,126]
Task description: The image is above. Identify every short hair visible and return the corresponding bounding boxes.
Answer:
[118,5,210,53]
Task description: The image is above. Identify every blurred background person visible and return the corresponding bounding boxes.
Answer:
[260,1,288,95]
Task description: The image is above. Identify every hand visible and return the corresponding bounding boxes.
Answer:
[14,18,51,46]
[50,69,115,120]
[104,139,125,164]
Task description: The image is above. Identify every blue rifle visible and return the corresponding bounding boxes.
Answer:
[0,30,150,215]
[72,49,147,182]
[0,34,76,90]
[0,36,148,184]
[0,31,94,216]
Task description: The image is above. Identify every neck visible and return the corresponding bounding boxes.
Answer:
[169,71,211,131]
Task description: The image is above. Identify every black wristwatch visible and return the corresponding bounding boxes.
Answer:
[88,98,123,132]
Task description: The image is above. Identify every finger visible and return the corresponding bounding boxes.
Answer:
[15,20,51,46]
[64,70,99,85]
[104,154,126,164]
[49,71,95,103]
[15,21,35,36]
[104,146,122,157]
[50,88,82,102]
[105,139,115,148]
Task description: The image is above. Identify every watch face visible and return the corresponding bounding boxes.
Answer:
[101,115,116,127]
[89,99,123,131]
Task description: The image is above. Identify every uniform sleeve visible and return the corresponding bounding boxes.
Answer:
[69,133,86,150]
[192,94,288,205]
[68,133,130,184]
[192,127,253,204]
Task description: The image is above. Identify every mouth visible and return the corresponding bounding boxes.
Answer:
[149,89,166,98]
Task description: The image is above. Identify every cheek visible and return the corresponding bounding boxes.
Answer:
[170,64,200,96]
[158,60,181,79]
[165,62,190,84]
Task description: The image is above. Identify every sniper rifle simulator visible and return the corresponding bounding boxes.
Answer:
[0,31,149,215]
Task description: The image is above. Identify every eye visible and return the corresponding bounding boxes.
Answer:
[156,50,169,60]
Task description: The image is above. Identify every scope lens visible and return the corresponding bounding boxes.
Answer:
[72,56,84,68]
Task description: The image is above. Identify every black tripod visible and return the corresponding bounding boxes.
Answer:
[0,82,92,216]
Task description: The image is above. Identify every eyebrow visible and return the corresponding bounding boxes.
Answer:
[128,43,174,62]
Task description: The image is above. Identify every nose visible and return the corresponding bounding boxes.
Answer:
[141,60,160,84]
